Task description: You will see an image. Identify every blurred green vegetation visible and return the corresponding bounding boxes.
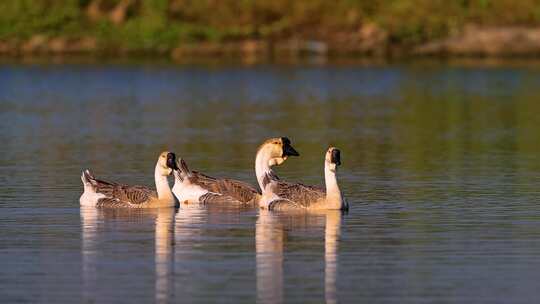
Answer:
[2,0,540,50]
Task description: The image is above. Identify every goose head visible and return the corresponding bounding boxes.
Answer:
[325,147,341,172]
[157,151,179,176]
[257,137,300,167]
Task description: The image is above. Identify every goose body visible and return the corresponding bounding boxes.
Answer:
[257,145,347,211]
[172,158,260,206]
[264,181,326,211]
[80,152,178,208]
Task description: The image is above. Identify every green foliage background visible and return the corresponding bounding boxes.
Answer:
[2,0,540,50]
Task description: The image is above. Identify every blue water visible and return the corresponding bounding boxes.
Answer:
[1,60,540,303]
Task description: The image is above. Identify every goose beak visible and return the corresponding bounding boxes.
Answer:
[283,144,299,157]
[166,152,179,170]
[281,137,300,157]
[331,149,341,166]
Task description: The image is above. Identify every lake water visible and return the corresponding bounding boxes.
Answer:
[1,59,540,303]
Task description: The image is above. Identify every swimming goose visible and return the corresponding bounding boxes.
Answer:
[80,151,179,208]
[172,158,261,206]
[260,147,348,211]
[254,137,300,208]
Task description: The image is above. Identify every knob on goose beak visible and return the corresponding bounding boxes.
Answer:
[166,152,179,170]
[281,137,300,157]
[331,149,341,166]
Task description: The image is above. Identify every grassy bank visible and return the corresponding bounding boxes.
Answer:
[2,0,540,56]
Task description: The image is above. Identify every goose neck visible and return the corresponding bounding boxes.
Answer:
[155,165,174,201]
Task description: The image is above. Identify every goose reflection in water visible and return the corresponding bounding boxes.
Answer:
[81,206,99,302]
[80,207,177,304]
[174,203,209,245]
[155,208,176,303]
[324,211,342,304]
[256,210,343,304]
[256,210,285,304]
[81,203,342,303]
[172,202,210,299]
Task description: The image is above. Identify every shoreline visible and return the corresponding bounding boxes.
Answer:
[5,54,540,70]
[4,25,540,60]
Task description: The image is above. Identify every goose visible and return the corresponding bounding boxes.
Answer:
[253,137,301,207]
[172,158,261,206]
[80,151,179,208]
[259,146,348,211]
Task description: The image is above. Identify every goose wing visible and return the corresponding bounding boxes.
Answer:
[274,181,325,208]
[198,192,251,205]
[267,198,304,211]
[190,171,261,205]
[96,184,156,208]
[85,171,156,207]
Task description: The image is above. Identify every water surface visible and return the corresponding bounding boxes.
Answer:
[1,61,540,303]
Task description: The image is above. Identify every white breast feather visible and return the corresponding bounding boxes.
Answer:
[172,181,209,204]
[79,189,107,207]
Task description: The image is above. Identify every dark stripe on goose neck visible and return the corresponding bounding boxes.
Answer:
[262,171,280,189]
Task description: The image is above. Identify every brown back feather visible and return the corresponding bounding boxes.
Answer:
[274,181,325,208]
[89,174,157,207]
[198,193,246,205]
[190,171,261,205]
